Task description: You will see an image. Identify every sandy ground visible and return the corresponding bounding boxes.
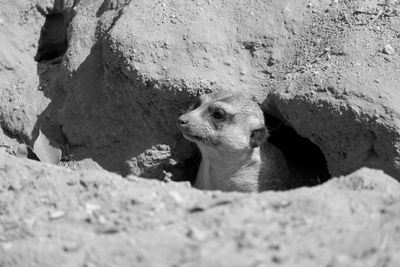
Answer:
[1,0,400,266]
[1,152,400,267]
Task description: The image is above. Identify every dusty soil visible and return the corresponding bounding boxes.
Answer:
[2,152,400,267]
[1,0,400,266]
[1,0,400,179]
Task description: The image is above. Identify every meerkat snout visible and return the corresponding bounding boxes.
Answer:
[177,117,188,125]
[177,91,290,192]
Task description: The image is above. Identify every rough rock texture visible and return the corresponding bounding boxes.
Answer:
[1,152,400,267]
[267,0,400,179]
[57,0,314,177]
[1,0,399,180]
[2,1,400,266]
[0,0,50,143]
[58,0,400,180]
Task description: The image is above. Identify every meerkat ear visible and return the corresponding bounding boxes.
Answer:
[250,126,267,148]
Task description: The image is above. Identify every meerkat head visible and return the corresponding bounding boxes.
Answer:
[177,92,267,154]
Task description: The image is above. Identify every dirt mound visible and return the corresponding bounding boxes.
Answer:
[1,151,400,266]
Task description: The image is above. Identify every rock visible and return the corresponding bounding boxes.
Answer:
[187,226,207,241]
[62,241,82,253]
[49,210,66,220]
[383,44,395,55]
[266,3,400,180]
[0,0,50,142]
[168,191,185,205]
[57,0,310,177]
[84,203,101,215]
[3,0,399,184]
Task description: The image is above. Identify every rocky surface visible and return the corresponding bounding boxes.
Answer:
[1,152,400,267]
[1,0,400,180]
[267,0,400,178]
[1,0,400,265]
[0,0,50,143]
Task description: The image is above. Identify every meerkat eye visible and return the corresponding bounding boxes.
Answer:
[211,108,226,120]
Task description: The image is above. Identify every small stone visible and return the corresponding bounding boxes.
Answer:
[97,215,107,225]
[271,200,291,210]
[187,226,207,241]
[84,203,101,215]
[168,191,185,204]
[95,226,120,235]
[382,44,395,55]
[62,241,82,252]
[49,210,66,220]
[66,180,77,186]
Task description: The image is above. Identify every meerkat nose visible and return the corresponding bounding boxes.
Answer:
[177,116,189,125]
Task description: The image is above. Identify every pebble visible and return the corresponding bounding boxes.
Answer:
[270,200,291,210]
[62,241,82,252]
[49,210,66,220]
[95,226,120,235]
[187,226,207,241]
[168,191,185,204]
[84,203,101,215]
[383,44,395,55]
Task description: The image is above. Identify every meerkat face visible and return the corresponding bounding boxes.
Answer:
[177,92,268,154]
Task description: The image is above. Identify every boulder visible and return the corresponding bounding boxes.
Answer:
[267,0,400,179]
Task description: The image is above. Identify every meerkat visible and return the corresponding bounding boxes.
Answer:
[177,91,290,192]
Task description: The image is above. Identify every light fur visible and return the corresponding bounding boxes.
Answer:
[177,92,290,192]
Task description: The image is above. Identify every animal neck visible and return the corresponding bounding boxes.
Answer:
[195,146,262,192]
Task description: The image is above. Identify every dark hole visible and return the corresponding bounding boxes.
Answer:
[166,148,201,185]
[265,113,331,188]
[27,146,40,161]
[35,13,68,62]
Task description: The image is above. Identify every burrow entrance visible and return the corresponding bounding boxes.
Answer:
[265,113,331,188]
[176,112,331,190]
[35,11,68,63]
